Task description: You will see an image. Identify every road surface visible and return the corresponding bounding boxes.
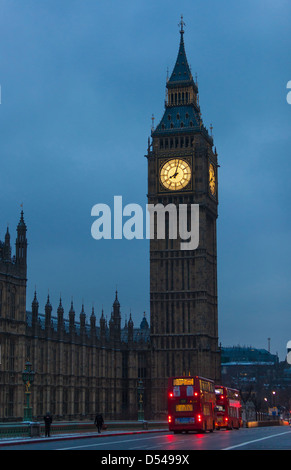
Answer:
[1,426,291,451]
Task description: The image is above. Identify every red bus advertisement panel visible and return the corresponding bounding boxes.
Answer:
[167,376,216,433]
[215,385,242,430]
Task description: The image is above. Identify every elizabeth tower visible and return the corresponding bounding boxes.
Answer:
[147,21,221,418]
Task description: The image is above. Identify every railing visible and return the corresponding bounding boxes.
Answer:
[0,420,166,439]
[0,423,31,438]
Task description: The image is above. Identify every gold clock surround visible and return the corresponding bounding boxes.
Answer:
[209,162,216,196]
[160,158,191,191]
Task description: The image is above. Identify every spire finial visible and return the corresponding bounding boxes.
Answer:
[178,14,185,34]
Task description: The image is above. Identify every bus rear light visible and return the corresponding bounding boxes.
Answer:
[168,415,172,423]
[169,392,173,398]
[194,392,199,397]
[197,414,202,422]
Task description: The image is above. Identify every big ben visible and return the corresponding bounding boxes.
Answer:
[147,19,221,418]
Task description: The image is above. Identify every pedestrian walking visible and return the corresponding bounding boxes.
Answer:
[43,412,53,437]
[94,413,104,433]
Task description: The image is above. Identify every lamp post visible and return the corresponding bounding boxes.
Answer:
[272,391,276,407]
[22,361,35,422]
[137,379,144,421]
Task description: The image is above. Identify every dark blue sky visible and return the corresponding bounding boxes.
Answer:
[1,0,290,360]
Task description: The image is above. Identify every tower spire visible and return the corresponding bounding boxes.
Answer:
[167,17,192,86]
[16,210,27,266]
[178,14,185,35]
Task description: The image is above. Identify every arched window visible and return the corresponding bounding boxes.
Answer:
[10,292,15,320]
[0,285,2,317]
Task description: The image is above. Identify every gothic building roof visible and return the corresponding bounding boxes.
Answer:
[167,26,195,88]
[152,21,213,145]
[154,105,200,134]
[26,292,150,344]
[140,312,149,329]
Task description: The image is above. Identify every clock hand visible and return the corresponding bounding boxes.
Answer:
[173,161,179,177]
[170,162,180,179]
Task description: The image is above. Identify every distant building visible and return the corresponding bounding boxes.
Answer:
[221,346,279,388]
[222,346,278,366]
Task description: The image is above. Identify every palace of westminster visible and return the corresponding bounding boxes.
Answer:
[0,22,221,421]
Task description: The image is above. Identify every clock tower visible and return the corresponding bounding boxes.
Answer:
[147,19,221,418]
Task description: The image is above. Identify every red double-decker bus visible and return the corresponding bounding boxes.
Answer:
[215,385,242,430]
[167,376,216,433]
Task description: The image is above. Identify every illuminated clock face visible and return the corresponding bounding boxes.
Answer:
[160,158,191,191]
[209,163,216,195]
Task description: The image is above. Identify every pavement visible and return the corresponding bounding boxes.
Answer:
[0,426,168,447]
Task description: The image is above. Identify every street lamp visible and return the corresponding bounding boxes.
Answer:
[272,391,276,407]
[137,379,144,421]
[22,361,35,422]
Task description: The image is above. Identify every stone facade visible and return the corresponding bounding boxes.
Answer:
[0,25,221,421]
[0,212,28,420]
[0,215,150,421]
[147,25,221,417]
